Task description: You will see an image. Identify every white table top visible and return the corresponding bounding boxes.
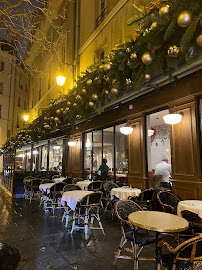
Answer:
[61,190,94,211]
[39,183,55,193]
[53,177,65,183]
[177,200,202,219]
[76,180,92,190]
[129,211,189,233]
[111,187,141,200]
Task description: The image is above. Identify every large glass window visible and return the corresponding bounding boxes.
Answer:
[103,127,114,179]
[146,109,171,173]
[84,133,92,179]
[93,130,102,177]
[15,151,25,172]
[49,139,63,172]
[41,145,47,171]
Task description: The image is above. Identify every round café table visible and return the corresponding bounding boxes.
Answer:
[111,187,141,200]
[177,200,202,219]
[76,180,92,190]
[128,211,189,270]
[39,183,55,194]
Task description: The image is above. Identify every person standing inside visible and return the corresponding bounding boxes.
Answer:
[98,158,109,181]
[155,156,172,190]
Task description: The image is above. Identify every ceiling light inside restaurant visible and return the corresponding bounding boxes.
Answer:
[120,125,134,135]
[33,150,38,155]
[53,145,60,150]
[68,140,76,147]
[163,113,183,125]
[17,154,25,158]
[148,129,154,136]
[85,139,91,147]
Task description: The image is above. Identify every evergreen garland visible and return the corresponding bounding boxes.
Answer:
[1,0,202,153]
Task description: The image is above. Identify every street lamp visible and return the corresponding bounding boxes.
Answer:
[23,114,29,122]
[56,75,66,86]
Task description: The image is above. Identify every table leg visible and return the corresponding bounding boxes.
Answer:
[155,232,162,270]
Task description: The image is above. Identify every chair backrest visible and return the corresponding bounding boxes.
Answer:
[157,191,180,214]
[135,188,155,202]
[63,184,82,192]
[103,181,119,192]
[78,192,103,207]
[194,260,202,270]
[54,182,66,191]
[115,200,142,222]
[32,179,41,187]
[63,177,73,185]
[174,234,202,269]
[72,178,84,184]
[88,181,103,191]
[42,179,54,184]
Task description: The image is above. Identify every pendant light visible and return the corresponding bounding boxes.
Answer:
[163,113,183,125]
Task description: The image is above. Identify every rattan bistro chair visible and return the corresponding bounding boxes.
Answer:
[87,181,103,191]
[114,200,156,270]
[71,192,105,240]
[157,191,180,214]
[129,188,156,210]
[103,181,119,215]
[158,234,202,270]
[72,178,85,184]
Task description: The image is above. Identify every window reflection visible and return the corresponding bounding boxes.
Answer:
[93,130,102,176]
[103,127,114,180]
[49,139,63,172]
[84,133,92,179]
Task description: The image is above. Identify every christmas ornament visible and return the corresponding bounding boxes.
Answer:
[104,63,112,71]
[92,94,98,101]
[56,109,60,114]
[126,48,131,53]
[130,53,137,60]
[112,79,120,88]
[81,88,86,94]
[159,5,169,16]
[98,64,104,71]
[142,52,152,65]
[44,116,47,120]
[196,34,202,47]
[145,74,151,82]
[51,116,54,120]
[111,88,119,94]
[168,45,180,57]
[87,79,92,85]
[177,10,192,28]
[76,95,81,100]
[94,77,101,84]
[73,103,77,107]
[54,117,59,122]
[105,90,109,95]
[143,28,150,36]
[127,60,131,66]
[76,115,81,119]
[89,101,94,107]
[125,78,132,86]
[67,101,71,105]
[60,108,64,111]
[150,22,157,29]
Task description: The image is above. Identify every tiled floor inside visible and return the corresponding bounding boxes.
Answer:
[0,187,192,270]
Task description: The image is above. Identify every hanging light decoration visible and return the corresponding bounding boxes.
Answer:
[163,113,183,125]
[68,140,76,147]
[120,124,135,135]
[85,139,91,147]
[53,145,60,150]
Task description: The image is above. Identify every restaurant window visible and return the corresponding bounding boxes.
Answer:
[103,127,114,180]
[18,96,21,107]
[16,151,25,171]
[146,109,171,174]
[24,101,27,110]
[49,139,63,172]
[84,133,92,179]
[93,130,102,177]
[17,115,20,128]
[41,145,47,170]
[96,0,107,27]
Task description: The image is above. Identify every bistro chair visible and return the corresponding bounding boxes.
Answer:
[158,234,202,270]
[103,181,119,216]
[114,200,156,270]
[26,178,41,203]
[71,192,104,240]
[129,188,156,210]
[62,184,82,227]
[62,177,73,185]
[52,175,61,180]
[87,181,103,192]
[41,179,54,184]
[44,182,65,215]
[72,178,85,184]
[157,191,180,214]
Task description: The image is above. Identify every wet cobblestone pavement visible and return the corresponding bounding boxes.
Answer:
[0,188,160,270]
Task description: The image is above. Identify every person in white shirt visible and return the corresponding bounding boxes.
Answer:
[155,156,172,189]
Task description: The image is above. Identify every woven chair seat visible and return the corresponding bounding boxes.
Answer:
[125,230,157,247]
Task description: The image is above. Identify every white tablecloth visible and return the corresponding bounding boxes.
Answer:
[177,200,202,218]
[111,187,141,200]
[61,190,93,210]
[76,181,92,190]
[39,183,55,193]
[53,177,65,183]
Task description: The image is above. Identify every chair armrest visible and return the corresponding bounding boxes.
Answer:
[158,240,175,252]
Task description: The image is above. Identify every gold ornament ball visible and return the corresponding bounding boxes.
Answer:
[73,103,77,107]
[67,101,71,105]
[145,74,151,82]
[105,90,109,95]
[98,64,104,71]
[54,117,59,122]
[168,45,180,57]
[87,79,92,85]
[159,5,169,16]
[177,10,192,28]
[60,108,64,111]
[150,22,157,29]
[56,109,60,114]
[130,53,137,60]
[88,101,94,107]
[76,115,81,119]
[76,95,81,100]
[111,88,119,95]
[196,34,202,47]
[104,63,111,71]
[142,52,152,65]
[92,94,98,101]
[51,116,54,120]
[81,88,86,94]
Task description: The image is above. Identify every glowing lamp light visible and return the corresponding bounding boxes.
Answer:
[120,126,134,135]
[56,75,66,86]
[148,129,154,136]
[68,141,76,147]
[33,150,38,155]
[85,139,91,148]
[23,114,29,122]
[163,113,183,125]
[53,145,60,150]
[17,154,25,158]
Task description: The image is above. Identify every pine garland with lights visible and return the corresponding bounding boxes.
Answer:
[1,0,202,153]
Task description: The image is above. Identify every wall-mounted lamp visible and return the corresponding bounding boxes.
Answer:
[68,140,76,147]
[23,114,29,122]
[163,112,184,125]
[56,75,66,86]
[120,123,136,135]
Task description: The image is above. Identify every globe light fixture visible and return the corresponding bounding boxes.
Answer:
[53,145,60,150]
[23,114,29,122]
[33,150,38,155]
[68,140,76,147]
[163,113,183,125]
[85,139,91,147]
[56,75,66,86]
[120,124,134,135]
